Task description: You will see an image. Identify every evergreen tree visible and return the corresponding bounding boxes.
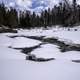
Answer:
[5,7,18,28]
[0,1,80,29]
[0,3,6,26]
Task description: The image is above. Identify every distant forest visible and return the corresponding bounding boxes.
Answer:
[0,0,80,28]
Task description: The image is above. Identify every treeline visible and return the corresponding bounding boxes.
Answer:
[0,0,80,28]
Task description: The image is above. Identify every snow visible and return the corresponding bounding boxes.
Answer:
[31,44,60,58]
[17,28,80,44]
[52,31,80,44]
[31,44,80,61]
[0,60,80,80]
[0,34,41,48]
[11,37,41,48]
[0,27,80,80]
[3,27,80,45]
[0,46,25,60]
[0,34,13,47]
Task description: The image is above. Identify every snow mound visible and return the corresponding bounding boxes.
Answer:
[31,44,60,58]
[31,43,80,61]
[11,37,41,48]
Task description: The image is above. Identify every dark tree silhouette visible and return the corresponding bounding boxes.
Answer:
[0,0,80,29]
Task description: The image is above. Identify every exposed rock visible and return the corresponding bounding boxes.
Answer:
[26,54,55,62]
[27,36,45,41]
[21,43,42,54]
[0,26,17,33]
[9,35,45,40]
[72,60,80,63]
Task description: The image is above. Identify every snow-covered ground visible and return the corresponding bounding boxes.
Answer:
[0,27,80,80]
[5,27,80,44]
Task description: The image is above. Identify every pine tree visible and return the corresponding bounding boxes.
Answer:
[0,3,6,26]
